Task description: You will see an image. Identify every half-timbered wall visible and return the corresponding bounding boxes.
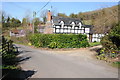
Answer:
[53,21,86,34]
[53,26,86,34]
[92,34,105,42]
[52,21,104,42]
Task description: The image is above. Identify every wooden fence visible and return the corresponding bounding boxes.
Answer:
[1,36,18,79]
[0,36,18,54]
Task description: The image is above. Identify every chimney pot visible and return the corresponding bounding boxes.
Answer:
[47,10,51,22]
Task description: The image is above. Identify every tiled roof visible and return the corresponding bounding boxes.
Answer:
[52,16,82,25]
[11,29,19,34]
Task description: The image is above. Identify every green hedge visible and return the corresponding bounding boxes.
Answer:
[28,34,90,49]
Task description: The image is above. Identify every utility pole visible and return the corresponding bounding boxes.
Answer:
[33,11,36,34]
[32,0,51,34]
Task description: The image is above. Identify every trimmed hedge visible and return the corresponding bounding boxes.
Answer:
[28,34,90,49]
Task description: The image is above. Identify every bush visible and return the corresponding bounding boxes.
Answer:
[1,36,18,70]
[99,23,120,59]
[2,53,16,65]
[28,34,90,49]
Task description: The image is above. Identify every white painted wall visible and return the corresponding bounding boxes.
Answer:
[75,30,77,33]
[68,26,71,29]
[92,34,104,42]
[68,29,71,33]
[85,28,90,33]
[64,26,67,28]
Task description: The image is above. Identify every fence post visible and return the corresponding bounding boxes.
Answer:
[7,41,9,53]
[9,40,13,52]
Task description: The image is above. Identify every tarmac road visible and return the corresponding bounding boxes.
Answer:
[17,44,118,78]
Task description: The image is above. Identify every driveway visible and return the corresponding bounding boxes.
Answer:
[16,44,118,78]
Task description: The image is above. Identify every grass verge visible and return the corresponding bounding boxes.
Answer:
[89,42,101,47]
[111,62,120,68]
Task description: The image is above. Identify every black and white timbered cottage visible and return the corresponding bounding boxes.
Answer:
[44,10,104,42]
[51,16,93,42]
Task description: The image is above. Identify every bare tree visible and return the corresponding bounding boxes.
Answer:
[93,5,118,34]
[24,10,32,26]
[40,9,48,24]
[40,8,57,24]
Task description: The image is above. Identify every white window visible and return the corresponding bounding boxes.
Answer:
[75,30,78,33]
[56,29,59,33]
[71,30,74,33]
[56,26,60,28]
[64,26,67,28]
[68,29,71,33]
[92,37,97,42]
[75,27,78,29]
[61,29,63,33]
[78,30,81,33]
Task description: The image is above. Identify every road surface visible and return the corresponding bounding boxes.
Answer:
[16,44,118,78]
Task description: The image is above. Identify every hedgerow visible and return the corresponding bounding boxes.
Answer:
[28,34,90,49]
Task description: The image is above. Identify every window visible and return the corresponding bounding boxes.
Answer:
[60,21,64,28]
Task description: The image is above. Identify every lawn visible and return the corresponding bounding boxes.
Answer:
[89,42,101,47]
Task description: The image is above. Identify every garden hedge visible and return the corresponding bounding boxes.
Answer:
[28,34,90,49]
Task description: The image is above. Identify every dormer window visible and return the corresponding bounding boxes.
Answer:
[59,21,64,28]
[71,22,75,28]
[78,22,82,29]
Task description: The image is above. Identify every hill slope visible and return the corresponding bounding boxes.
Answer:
[81,5,118,33]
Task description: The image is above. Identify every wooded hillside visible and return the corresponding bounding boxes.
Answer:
[81,5,118,34]
[57,5,118,34]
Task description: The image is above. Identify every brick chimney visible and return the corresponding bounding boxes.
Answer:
[47,10,51,22]
[44,10,53,34]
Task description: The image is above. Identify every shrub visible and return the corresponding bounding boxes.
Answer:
[2,53,16,65]
[1,36,18,71]
[28,34,90,49]
[99,23,120,60]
